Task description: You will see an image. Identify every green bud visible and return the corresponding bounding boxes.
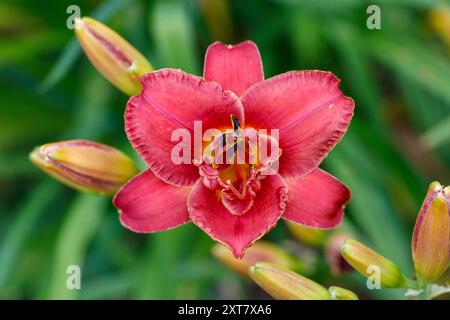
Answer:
[248,262,330,300]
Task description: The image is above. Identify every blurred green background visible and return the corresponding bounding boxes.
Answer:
[0,0,449,300]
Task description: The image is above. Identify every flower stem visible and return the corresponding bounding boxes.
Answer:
[401,276,420,290]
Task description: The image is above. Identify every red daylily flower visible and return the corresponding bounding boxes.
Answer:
[113,41,354,258]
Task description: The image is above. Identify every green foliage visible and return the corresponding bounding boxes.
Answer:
[0,0,449,299]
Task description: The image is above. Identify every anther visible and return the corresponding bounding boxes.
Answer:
[230,114,241,131]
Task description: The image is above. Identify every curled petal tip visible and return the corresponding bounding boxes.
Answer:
[204,40,264,95]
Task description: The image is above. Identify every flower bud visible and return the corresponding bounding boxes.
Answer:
[412,182,450,285]
[74,17,153,96]
[30,140,138,195]
[286,221,327,247]
[340,239,409,288]
[248,262,330,300]
[212,241,298,278]
[328,286,359,300]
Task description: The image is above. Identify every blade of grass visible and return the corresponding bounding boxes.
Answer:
[63,70,115,139]
[0,180,60,289]
[0,31,66,66]
[0,70,112,291]
[135,224,197,299]
[79,272,136,299]
[326,21,384,131]
[150,0,199,73]
[44,194,107,299]
[198,0,235,43]
[39,0,138,92]
[422,115,450,149]
[273,0,439,9]
[325,132,413,274]
[396,74,450,177]
[325,148,411,300]
[369,34,450,107]
[289,10,327,67]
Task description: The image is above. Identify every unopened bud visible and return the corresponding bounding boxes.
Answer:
[412,182,450,285]
[248,262,330,300]
[30,140,138,195]
[341,239,410,288]
[74,17,153,96]
[329,286,359,300]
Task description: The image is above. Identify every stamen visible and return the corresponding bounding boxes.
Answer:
[223,132,244,164]
[226,178,247,200]
[230,114,240,131]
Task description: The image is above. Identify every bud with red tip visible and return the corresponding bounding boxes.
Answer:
[30,140,139,195]
[74,17,153,96]
[412,182,450,285]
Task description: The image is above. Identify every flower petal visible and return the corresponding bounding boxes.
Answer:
[125,69,244,186]
[221,195,254,216]
[204,41,264,96]
[282,168,350,228]
[241,71,354,179]
[188,174,288,258]
[113,169,191,232]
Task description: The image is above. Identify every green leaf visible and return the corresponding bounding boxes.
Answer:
[80,272,136,299]
[150,0,199,73]
[0,68,112,292]
[422,116,450,149]
[136,224,197,299]
[325,132,413,274]
[39,0,138,92]
[326,21,384,131]
[45,194,107,299]
[369,34,450,107]
[0,180,60,289]
[0,31,66,66]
